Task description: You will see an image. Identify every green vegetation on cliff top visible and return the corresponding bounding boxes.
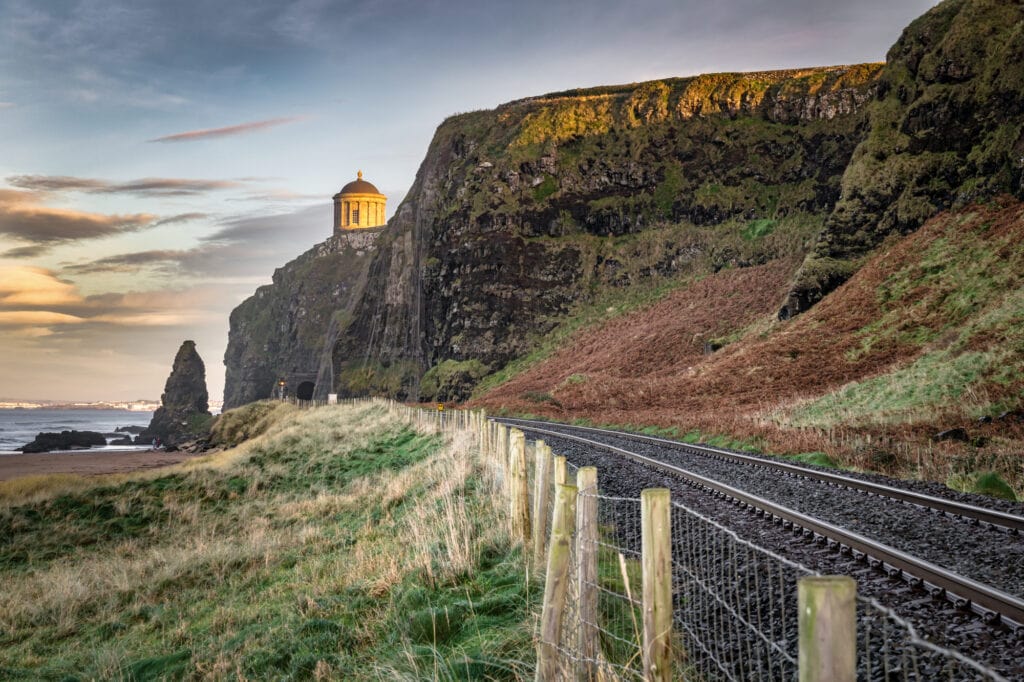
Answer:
[0,402,534,680]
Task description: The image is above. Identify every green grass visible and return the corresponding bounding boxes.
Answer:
[784,452,839,468]
[0,402,535,680]
[532,175,558,202]
[947,470,1018,502]
[788,209,1024,430]
[787,349,1013,428]
[741,218,777,241]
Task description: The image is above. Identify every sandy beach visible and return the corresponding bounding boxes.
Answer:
[0,449,202,482]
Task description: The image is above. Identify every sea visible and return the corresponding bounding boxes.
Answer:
[0,409,154,454]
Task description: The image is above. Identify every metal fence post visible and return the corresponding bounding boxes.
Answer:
[576,466,599,681]
[641,488,672,682]
[537,483,579,682]
[798,576,856,682]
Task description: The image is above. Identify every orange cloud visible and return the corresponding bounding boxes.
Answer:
[0,266,83,306]
[148,116,303,143]
[0,310,84,326]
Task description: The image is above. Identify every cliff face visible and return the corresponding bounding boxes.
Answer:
[781,0,1024,316]
[223,65,881,404]
[326,65,881,400]
[223,230,380,408]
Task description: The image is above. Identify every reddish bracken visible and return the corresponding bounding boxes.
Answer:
[474,200,1024,483]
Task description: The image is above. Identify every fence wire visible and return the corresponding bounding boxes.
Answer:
[538,477,1007,681]
[454,422,1012,681]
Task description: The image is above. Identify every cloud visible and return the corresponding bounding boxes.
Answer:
[103,179,240,196]
[7,174,241,197]
[0,266,81,306]
[148,116,303,143]
[1,244,49,258]
[0,187,209,254]
[5,175,107,192]
[62,249,188,275]
[61,204,332,278]
[0,310,83,327]
[0,102,14,109]
[0,201,153,244]
[0,266,219,339]
[236,189,323,202]
[153,212,207,226]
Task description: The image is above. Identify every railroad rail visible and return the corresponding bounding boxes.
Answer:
[500,417,1024,533]
[497,418,1024,630]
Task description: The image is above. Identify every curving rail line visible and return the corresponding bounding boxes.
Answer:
[500,417,1024,533]
[497,418,1024,630]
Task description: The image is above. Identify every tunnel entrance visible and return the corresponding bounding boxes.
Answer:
[296,381,315,401]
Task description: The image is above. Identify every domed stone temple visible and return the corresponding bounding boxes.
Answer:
[332,170,387,231]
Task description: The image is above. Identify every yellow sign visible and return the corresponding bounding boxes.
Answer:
[437,403,444,412]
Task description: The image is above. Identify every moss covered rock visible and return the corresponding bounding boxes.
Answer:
[783,0,1024,317]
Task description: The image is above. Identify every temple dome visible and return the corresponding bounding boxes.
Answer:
[333,170,387,231]
[338,170,382,196]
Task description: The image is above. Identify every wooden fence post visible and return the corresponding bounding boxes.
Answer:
[537,483,578,682]
[576,466,599,681]
[641,488,672,682]
[509,429,531,545]
[798,576,856,682]
[497,424,509,480]
[532,441,553,571]
[554,455,568,487]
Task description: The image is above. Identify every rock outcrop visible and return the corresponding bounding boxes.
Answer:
[19,430,106,453]
[781,0,1024,317]
[145,340,212,446]
[224,65,881,404]
[223,229,381,408]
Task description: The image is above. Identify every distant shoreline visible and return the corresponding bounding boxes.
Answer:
[0,405,159,411]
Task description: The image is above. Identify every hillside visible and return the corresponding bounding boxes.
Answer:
[225,64,882,403]
[475,199,1024,494]
[0,402,532,679]
[221,0,1024,493]
[783,0,1024,315]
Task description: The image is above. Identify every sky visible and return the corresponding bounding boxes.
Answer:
[0,0,939,402]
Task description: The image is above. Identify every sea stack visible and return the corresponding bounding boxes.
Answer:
[145,340,212,448]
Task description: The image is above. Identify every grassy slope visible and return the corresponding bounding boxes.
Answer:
[474,199,1024,495]
[0,402,534,681]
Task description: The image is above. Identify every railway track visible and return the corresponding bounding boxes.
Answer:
[496,417,1024,631]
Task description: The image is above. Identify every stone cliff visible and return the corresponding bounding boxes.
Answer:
[223,229,380,408]
[781,0,1024,316]
[225,64,882,404]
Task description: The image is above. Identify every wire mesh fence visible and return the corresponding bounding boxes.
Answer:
[387,408,1009,681]
[519,432,1008,681]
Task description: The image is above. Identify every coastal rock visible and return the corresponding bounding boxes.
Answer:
[20,430,106,453]
[144,340,213,447]
[782,0,1024,318]
[225,65,880,403]
[223,230,382,408]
